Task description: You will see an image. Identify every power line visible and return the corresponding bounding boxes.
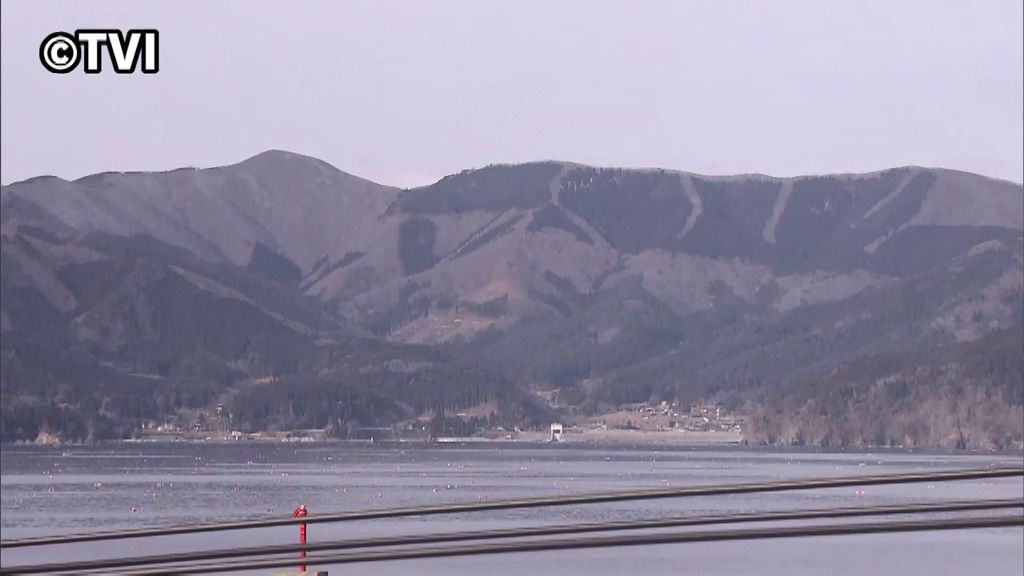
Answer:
[123,515,1024,576]
[3,466,1019,549]
[6,499,1019,575]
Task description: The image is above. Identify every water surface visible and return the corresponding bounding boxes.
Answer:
[1,443,1021,575]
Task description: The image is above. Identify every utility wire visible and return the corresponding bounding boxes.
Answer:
[121,515,1024,576]
[4,499,1020,575]
[3,466,1020,549]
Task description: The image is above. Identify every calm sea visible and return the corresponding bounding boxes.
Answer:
[1,443,1022,575]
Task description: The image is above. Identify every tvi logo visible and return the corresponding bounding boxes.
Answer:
[40,29,159,74]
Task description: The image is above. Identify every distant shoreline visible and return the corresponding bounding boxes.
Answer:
[5,432,1023,457]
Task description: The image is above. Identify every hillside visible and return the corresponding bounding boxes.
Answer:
[746,327,1024,450]
[0,226,540,442]
[2,151,1021,447]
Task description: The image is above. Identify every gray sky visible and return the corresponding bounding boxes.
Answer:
[2,0,1022,186]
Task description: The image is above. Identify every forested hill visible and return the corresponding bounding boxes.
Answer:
[2,151,1021,447]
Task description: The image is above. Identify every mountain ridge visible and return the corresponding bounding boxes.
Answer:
[2,151,1021,447]
[9,149,1022,188]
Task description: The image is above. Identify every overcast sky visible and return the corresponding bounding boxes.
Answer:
[2,0,1022,186]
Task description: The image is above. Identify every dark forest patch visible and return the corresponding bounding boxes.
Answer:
[560,168,691,254]
[392,163,562,214]
[681,177,781,261]
[527,204,593,245]
[398,218,439,275]
[247,241,302,285]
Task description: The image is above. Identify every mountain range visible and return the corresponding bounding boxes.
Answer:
[2,150,1021,448]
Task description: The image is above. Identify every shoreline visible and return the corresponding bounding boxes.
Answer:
[4,433,1024,457]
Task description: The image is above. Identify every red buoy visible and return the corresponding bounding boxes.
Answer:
[292,504,308,572]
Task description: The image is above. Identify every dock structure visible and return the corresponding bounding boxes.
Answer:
[549,423,564,442]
